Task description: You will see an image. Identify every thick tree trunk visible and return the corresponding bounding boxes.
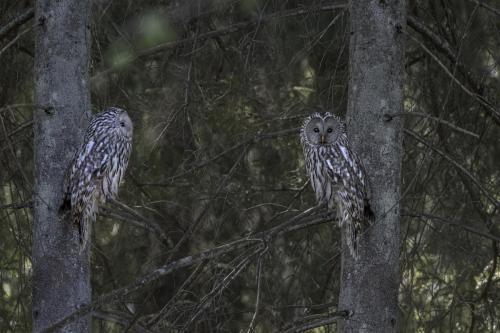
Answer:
[32,1,91,332]
[338,1,406,332]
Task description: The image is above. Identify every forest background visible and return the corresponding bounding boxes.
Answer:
[0,0,499,332]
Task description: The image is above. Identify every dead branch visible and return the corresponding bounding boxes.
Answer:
[403,211,500,242]
[280,311,350,333]
[385,111,479,139]
[41,208,331,332]
[90,3,348,82]
[0,8,34,40]
[405,129,499,209]
[407,16,500,125]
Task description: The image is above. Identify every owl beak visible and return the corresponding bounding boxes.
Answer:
[320,135,326,144]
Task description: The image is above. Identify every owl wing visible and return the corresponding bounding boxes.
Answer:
[67,140,110,199]
[324,145,372,221]
[338,147,374,221]
[322,146,366,190]
[323,151,343,185]
[62,139,111,244]
[324,145,372,259]
[339,145,368,214]
[337,146,366,189]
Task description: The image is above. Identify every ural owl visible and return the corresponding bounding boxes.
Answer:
[61,107,133,249]
[300,111,373,258]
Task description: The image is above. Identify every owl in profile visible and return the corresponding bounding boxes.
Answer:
[60,107,133,249]
[300,111,373,259]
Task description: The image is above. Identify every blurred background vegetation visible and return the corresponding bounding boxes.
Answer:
[0,0,499,331]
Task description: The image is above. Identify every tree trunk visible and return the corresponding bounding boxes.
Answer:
[338,1,406,332]
[32,1,91,332]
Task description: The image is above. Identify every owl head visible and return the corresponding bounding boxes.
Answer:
[116,109,133,139]
[88,107,134,142]
[301,111,346,146]
[104,107,133,139]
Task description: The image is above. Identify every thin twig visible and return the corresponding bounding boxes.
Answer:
[280,311,350,333]
[41,209,329,333]
[385,112,479,138]
[407,33,500,125]
[0,26,32,57]
[404,129,499,209]
[180,246,265,332]
[404,212,500,242]
[90,3,348,82]
[246,255,264,333]
[148,261,207,328]
[0,200,33,210]
[468,0,500,17]
[165,145,248,262]
[141,127,299,186]
[0,8,34,40]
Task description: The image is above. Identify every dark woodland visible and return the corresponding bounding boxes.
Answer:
[0,0,499,332]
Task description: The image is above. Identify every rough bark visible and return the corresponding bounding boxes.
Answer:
[32,1,91,332]
[338,1,406,332]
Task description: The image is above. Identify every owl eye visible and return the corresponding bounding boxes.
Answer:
[313,128,320,133]
[327,128,333,133]
[120,121,126,127]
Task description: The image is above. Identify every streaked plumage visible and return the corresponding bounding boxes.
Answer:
[300,111,373,258]
[61,107,133,249]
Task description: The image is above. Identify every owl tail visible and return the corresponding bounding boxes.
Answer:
[77,216,92,252]
[78,214,93,253]
[345,222,360,260]
[71,206,91,252]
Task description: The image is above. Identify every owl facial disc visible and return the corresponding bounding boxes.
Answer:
[303,113,343,145]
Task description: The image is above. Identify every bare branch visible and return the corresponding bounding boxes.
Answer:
[468,0,500,17]
[403,211,500,242]
[0,200,32,210]
[407,15,457,63]
[407,16,500,125]
[280,311,350,333]
[245,255,263,333]
[141,127,299,186]
[385,111,479,138]
[404,129,499,209]
[42,208,331,332]
[0,26,32,57]
[147,261,207,329]
[91,3,348,82]
[93,311,154,333]
[0,8,34,40]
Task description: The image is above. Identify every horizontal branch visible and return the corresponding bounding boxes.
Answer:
[42,207,331,332]
[0,200,32,210]
[404,211,500,242]
[385,111,479,138]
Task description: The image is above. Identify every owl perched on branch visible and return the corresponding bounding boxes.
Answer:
[61,107,133,249]
[300,111,373,259]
